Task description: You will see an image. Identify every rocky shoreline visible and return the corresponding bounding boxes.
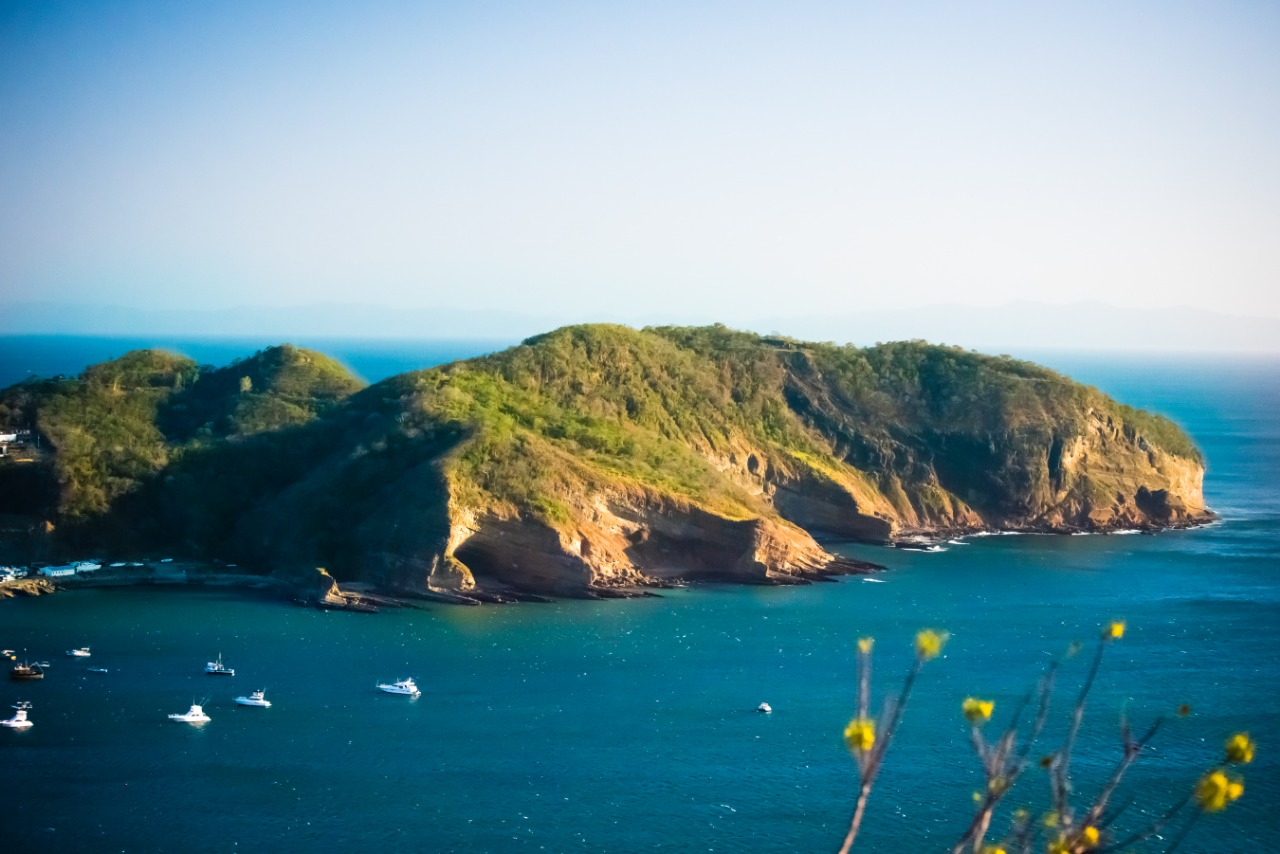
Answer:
[0,514,1215,608]
[0,547,888,609]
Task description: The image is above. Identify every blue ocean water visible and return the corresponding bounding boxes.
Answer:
[0,341,1276,853]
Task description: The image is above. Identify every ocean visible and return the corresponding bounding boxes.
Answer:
[0,338,1276,853]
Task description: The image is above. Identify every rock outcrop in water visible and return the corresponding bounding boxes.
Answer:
[0,325,1210,598]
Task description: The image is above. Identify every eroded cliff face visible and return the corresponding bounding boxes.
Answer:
[278,367,1208,599]
[392,399,1208,599]
[445,483,877,597]
[1017,409,1208,530]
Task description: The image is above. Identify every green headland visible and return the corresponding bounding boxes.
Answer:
[0,325,1210,600]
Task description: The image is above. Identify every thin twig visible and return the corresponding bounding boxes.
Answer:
[838,781,873,854]
[1102,789,1193,851]
[1054,639,1108,820]
[1081,717,1164,830]
[1162,810,1200,854]
[838,657,923,853]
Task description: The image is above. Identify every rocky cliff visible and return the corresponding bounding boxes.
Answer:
[0,325,1210,598]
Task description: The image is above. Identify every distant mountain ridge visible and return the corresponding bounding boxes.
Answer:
[4,299,1279,353]
[0,324,1211,599]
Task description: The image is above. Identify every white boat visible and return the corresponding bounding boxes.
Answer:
[168,704,210,723]
[1,701,33,729]
[67,647,91,657]
[377,678,421,696]
[88,667,109,673]
[757,702,773,714]
[205,655,234,676]
[235,690,271,708]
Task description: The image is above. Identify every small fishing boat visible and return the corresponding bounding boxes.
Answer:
[205,655,234,676]
[376,678,421,697]
[67,647,91,657]
[1,701,33,729]
[9,660,44,681]
[168,704,211,723]
[235,690,271,708]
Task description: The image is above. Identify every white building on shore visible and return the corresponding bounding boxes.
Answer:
[38,561,103,578]
[39,565,76,578]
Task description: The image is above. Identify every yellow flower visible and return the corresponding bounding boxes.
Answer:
[963,697,995,725]
[1046,834,1069,854]
[1080,825,1099,847]
[979,846,1007,854]
[843,717,875,754]
[857,637,874,654]
[1195,770,1245,813]
[1225,732,1255,764]
[915,629,948,661]
[1107,620,1125,640]
[1042,811,1059,829]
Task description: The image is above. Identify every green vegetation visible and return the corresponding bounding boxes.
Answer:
[0,325,1207,573]
[0,345,364,537]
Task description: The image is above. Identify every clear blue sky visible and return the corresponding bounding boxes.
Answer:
[2,0,1277,326]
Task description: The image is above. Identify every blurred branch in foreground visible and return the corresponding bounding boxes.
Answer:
[837,623,1254,854]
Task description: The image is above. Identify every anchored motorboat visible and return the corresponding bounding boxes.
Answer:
[1,701,33,729]
[205,655,234,676]
[377,678,421,696]
[9,660,44,681]
[67,647,91,657]
[235,690,271,708]
[168,704,211,723]
[757,702,773,714]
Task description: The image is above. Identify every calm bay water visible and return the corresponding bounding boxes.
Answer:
[1,339,1277,853]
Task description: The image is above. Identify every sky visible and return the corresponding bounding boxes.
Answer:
[1,0,1278,337]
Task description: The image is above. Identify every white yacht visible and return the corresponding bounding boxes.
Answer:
[1,701,33,729]
[757,702,773,714]
[168,704,211,723]
[235,690,271,708]
[205,655,234,676]
[377,678,421,696]
[67,647,91,657]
